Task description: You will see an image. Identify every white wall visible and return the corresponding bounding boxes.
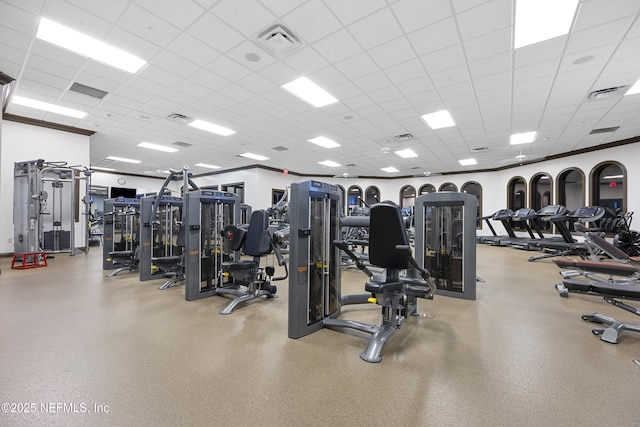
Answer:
[0,121,90,254]
[191,142,640,238]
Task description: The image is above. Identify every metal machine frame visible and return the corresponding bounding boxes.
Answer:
[14,159,91,256]
[415,192,477,300]
[183,189,242,302]
[139,193,183,283]
[288,180,435,362]
[103,197,141,276]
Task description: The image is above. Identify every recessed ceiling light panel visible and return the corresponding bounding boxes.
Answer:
[421,110,455,129]
[281,77,338,108]
[239,152,269,161]
[106,156,141,164]
[12,95,87,118]
[318,160,341,167]
[514,0,579,49]
[138,142,178,153]
[36,18,147,73]
[381,166,399,173]
[510,131,537,145]
[188,119,235,136]
[308,136,340,148]
[394,148,418,158]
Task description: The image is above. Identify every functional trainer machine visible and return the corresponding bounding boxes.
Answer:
[415,192,477,299]
[139,192,183,284]
[103,197,141,276]
[288,180,436,362]
[14,159,91,257]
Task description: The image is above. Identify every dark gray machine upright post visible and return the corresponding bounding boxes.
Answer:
[288,180,342,339]
[184,189,241,301]
[415,192,477,300]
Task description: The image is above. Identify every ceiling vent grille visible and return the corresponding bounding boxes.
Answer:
[587,86,628,101]
[166,113,192,124]
[173,141,193,147]
[252,24,301,58]
[394,133,414,141]
[589,126,620,135]
[470,146,489,153]
[272,146,289,152]
[69,82,108,99]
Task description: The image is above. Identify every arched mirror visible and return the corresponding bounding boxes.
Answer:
[347,185,363,214]
[419,184,436,195]
[400,185,416,208]
[461,181,482,228]
[556,168,584,211]
[590,161,626,211]
[365,186,380,207]
[530,173,552,212]
[439,182,458,192]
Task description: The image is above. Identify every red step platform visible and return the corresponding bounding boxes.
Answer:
[11,252,48,269]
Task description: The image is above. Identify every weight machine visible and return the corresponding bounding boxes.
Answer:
[288,180,435,362]
[415,192,477,299]
[183,189,241,302]
[13,159,91,257]
[103,197,141,276]
[139,193,183,283]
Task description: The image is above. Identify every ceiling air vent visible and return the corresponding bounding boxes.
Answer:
[173,141,193,147]
[166,113,192,124]
[69,82,108,99]
[272,146,289,152]
[252,24,301,58]
[589,126,620,135]
[394,133,414,141]
[470,146,489,153]
[587,86,628,101]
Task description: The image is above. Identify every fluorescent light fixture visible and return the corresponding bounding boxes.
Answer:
[421,110,455,129]
[137,142,178,153]
[510,131,537,145]
[318,160,341,167]
[603,175,623,179]
[281,77,338,108]
[36,18,146,73]
[308,136,340,148]
[381,166,399,173]
[195,163,221,169]
[239,152,269,161]
[395,148,418,158]
[12,95,87,118]
[106,156,141,164]
[625,79,640,96]
[90,166,116,172]
[459,158,477,166]
[514,0,579,49]
[188,119,235,136]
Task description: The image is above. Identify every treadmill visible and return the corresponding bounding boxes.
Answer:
[528,206,606,261]
[476,209,516,246]
[504,208,545,249]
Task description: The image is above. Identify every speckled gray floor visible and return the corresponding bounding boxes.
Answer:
[1,244,639,426]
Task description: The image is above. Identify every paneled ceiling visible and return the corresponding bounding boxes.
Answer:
[1,0,640,178]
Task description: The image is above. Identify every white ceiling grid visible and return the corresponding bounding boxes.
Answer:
[0,0,638,177]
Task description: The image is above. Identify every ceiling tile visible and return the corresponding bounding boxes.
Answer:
[335,52,379,80]
[420,43,466,74]
[391,0,452,33]
[188,12,245,52]
[167,33,221,67]
[117,4,182,47]
[573,0,640,31]
[212,0,275,37]
[347,8,403,50]
[456,0,511,41]
[368,37,416,69]
[283,1,342,43]
[408,17,459,56]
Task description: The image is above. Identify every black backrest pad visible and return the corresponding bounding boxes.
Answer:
[243,210,272,257]
[368,201,410,269]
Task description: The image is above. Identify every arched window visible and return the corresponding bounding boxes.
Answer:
[399,185,416,208]
[461,181,482,228]
[419,184,436,195]
[439,182,458,192]
[347,185,363,214]
[365,186,380,207]
[590,161,626,211]
[530,173,552,212]
[557,168,584,211]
